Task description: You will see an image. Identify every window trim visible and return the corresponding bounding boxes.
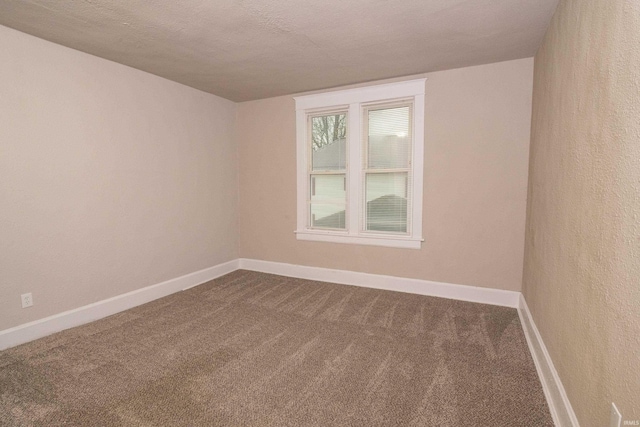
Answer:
[294,79,426,249]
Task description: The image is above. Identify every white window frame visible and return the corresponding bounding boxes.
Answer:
[294,79,426,249]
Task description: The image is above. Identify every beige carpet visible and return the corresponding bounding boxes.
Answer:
[0,270,553,426]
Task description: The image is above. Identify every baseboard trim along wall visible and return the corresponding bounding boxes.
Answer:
[1,258,572,426]
[0,258,518,350]
[0,260,240,351]
[518,294,580,427]
[238,258,520,308]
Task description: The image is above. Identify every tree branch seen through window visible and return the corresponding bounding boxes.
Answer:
[311,114,346,151]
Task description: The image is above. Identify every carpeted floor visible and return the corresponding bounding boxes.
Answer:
[0,270,553,426]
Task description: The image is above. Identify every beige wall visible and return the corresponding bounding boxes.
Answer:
[237,58,533,291]
[0,25,238,331]
[523,0,640,425]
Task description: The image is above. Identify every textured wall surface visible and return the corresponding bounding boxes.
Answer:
[523,0,640,425]
[237,59,533,292]
[0,25,238,331]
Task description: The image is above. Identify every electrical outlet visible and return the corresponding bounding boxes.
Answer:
[611,403,622,427]
[21,292,33,308]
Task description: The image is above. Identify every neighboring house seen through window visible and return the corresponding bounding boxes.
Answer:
[294,79,426,249]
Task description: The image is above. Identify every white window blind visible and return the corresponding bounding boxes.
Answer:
[363,103,412,234]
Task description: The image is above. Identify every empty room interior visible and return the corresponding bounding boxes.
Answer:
[0,0,638,426]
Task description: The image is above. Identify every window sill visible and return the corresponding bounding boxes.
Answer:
[294,230,423,249]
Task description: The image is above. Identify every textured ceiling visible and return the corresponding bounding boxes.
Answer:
[0,0,558,101]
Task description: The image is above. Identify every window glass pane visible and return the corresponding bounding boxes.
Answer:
[311,113,347,171]
[367,106,410,169]
[311,204,346,229]
[310,174,346,202]
[365,172,408,233]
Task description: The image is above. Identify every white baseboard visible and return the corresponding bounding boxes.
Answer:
[238,258,520,308]
[1,256,570,427]
[518,294,580,427]
[0,258,520,351]
[0,259,239,351]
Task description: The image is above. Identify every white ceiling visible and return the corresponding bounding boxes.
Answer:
[0,0,558,101]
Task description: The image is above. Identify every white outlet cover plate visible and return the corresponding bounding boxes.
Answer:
[21,293,33,308]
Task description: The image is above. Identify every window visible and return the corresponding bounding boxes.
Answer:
[295,79,425,249]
